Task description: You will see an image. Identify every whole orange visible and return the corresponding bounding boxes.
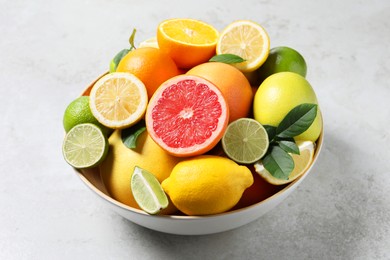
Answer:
[116,47,180,98]
[187,62,253,122]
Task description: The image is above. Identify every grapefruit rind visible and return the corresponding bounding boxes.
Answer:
[145,75,229,157]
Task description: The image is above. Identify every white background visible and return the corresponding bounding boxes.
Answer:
[1,0,389,259]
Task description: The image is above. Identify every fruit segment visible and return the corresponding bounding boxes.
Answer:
[62,17,322,217]
[146,75,229,157]
[131,166,169,215]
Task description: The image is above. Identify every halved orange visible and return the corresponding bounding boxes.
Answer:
[157,18,219,69]
[89,72,148,129]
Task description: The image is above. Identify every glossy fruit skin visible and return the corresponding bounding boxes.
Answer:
[63,96,110,136]
[187,62,253,122]
[253,72,322,142]
[257,46,307,83]
[116,47,180,99]
[162,155,253,216]
[99,130,181,214]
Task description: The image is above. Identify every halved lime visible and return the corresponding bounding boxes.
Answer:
[222,118,269,164]
[62,123,108,169]
[131,166,169,214]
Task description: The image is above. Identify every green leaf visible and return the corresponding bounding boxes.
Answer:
[263,146,294,180]
[121,120,146,149]
[128,28,137,50]
[263,125,277,142]
[276,103,318,138]
[278,139,300,154]
[109,28,137,73]
[209,54,246,64]
[110,48,130,72]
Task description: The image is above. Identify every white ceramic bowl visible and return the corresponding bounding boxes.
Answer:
[74,75,324,235]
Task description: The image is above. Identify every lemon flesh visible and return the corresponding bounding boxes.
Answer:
[254,141,315,185]
[217,20,270,72]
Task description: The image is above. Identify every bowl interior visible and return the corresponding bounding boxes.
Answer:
[74,74,324,229]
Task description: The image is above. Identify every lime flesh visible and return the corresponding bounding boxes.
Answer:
[222,118,269,164]
[62,123,108,169]
[131,166,169,214]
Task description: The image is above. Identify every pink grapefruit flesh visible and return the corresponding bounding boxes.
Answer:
[145,75,229,157]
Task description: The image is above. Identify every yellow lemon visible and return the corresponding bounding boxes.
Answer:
[99,129,182,214]
[253,72,322,142]
[162,155,253,216]
[216,20,270,72]
[89,72,148,129]
[254,141,316,185]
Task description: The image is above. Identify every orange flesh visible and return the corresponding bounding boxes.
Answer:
[161,19,218,45]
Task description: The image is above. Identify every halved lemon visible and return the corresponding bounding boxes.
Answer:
[89,72,148,129]
[157,18,219,68]
[216,20,270,72]
[254,141,315,185]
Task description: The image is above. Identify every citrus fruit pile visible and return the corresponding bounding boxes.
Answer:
[62,18,322,216]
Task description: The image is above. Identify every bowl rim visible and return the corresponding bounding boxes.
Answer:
[74,72,324,220]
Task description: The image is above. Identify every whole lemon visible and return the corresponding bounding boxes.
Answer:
[253,72,322,142]
[99,129,182,213]
[162,155,253,216]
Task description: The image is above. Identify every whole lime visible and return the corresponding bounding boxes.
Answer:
[253,72,322,142]
[257,46,307,82]
[63,96,111,136]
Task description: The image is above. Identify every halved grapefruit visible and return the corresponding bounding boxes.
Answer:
[145,75,229,157]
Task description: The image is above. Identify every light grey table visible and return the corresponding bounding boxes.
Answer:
[1,0,389,259]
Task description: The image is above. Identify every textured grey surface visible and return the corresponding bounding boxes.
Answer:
[0,0,389,259]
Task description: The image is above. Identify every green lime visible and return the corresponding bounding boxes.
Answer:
[62,123,108,169]
[63,96,111,136]
[257,46,307,82]
[222,118,269,164]
[131,166,169,214]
